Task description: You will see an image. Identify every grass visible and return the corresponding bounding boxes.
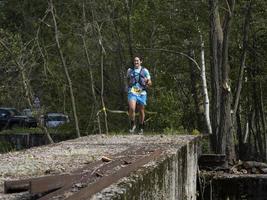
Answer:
[0,140,15,153]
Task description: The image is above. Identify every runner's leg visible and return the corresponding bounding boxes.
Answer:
[128,99,137,132]
[137,104,145,125]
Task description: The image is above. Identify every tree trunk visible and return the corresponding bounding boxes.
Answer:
[259,82,267,160]
[49,0,81,138]
[100,47,109,134]
[112,18,127,110]
[200,36,212,135]
[188,46,203,131]
[125,0,133,58]
[209,0,223,152]
[232,0,252,116]
[209,0,236,162]
[82,4,102,134]
[94,23,109,134]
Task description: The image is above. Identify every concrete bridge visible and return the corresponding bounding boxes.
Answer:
[0,134,199,200]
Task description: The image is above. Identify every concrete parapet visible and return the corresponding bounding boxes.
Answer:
[93,138,199,200]
[0,134,199,200]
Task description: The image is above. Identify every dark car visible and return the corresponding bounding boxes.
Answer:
[0,107,37,131]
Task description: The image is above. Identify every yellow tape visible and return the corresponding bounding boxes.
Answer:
[97,107,157,116]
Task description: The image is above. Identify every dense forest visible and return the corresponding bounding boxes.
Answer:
[0,1,266,162]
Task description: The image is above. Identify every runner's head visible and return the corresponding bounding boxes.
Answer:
[133,55,143,68]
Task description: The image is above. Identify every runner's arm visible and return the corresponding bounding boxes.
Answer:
[144,69,152,87]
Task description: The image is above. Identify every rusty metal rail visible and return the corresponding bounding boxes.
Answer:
[4,146,163,200]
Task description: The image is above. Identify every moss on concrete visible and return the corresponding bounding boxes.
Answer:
[94,139,199,200]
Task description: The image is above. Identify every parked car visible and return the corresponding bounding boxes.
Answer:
[0,107,38,131]
[21,108,33,117]
[42,113,70,128]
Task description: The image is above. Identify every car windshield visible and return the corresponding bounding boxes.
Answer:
[0,108,20,116]
[8,109,20,116]
[47,115,67,122]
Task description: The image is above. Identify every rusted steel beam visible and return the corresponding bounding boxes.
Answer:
[4,174,77,194]
[30,174,80,195]
[65,149,162,200]
[4,146,163,200]
[4,179,30,193]
[33,156,132,200]
[37,155,134,200]
[71,146,148,174]
[4,146,141,194]
[38,148,162,200]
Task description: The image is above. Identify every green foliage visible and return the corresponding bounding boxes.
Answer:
[0,0,266,140]
[191,129,200,136]
[148,90,184,131]
[200,136,211,154]
[163,127,186,135]
[51,122,77,136]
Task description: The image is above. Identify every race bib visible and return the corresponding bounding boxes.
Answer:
[131,86,142,94]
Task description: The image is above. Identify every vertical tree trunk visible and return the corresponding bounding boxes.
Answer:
[82,3,102,134]
[200,36,212,135]
[233,0,252,115]
[100,48,109,134]
[49,0,81,138]
[35,11,49,78]
[112,18,127,110]
[246,35,267,160]
[220,0,236,163]
[82,37,102,134]
[209,0,236,162]
[259,82,267,160]
[188,39,211,134]
[125,0,133,57]
[209,0,223,152]
[188,46,203,130]
[94,23,109,134]
[233,0,252,160]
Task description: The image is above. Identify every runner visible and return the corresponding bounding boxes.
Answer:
[126,55,152,134]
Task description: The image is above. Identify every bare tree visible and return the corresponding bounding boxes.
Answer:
[81,2,102,134]
[0,39,33,108]
[49,0,81,138]
[0,38,54,143]
[94,22,109,134]
[233,0,252,159]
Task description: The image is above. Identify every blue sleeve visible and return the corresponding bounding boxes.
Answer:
[144,68,151,79]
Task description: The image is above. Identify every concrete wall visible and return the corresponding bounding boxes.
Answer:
[92,138,199,200]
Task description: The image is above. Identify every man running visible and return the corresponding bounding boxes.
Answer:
[127,55,152,134]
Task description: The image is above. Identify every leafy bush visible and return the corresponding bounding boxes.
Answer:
[148,90,184,132]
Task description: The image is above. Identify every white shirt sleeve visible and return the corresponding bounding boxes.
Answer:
[126,68,131,78]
